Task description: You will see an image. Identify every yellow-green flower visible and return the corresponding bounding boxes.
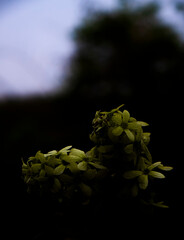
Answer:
[123,161,172,190]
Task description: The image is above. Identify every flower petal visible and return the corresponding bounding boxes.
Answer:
[138,174,148,190]
[149,171,165,179]
[148,162,162,171]
[124,129,135,142]
[123,170,142,179]
[122,110,130,124]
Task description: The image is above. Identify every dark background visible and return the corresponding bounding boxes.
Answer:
[1,3,182,239]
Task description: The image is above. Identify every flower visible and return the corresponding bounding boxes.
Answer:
[123,161,172,190]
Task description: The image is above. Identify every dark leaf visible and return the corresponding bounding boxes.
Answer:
[88,162,107,170]
[77,161,88,171]
[123,170,142,179]
[52,178,61,193]
[79,183,92,197]
[67,162,80,174]
[31,163,41,174]
[124,144,134,154]
[45,165,54,176]
[97,145,113,153]
[54,164,66,175]
[83,169,97,180]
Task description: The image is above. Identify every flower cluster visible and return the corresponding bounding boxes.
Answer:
[22,104,172,207]
[89,104,172,206]
[22,146,107,204]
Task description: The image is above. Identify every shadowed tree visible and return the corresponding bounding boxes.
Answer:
[64,4,184,104]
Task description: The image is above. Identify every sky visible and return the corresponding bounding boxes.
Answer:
[0,0,118,99]
[0,0,183,99]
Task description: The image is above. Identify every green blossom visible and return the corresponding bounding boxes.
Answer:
[22,104,173,208]
[123,161,172,190]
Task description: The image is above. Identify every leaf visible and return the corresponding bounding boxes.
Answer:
[77,161,88,171]
[44,150,58,157]
[131,184,138,197]
[96,126,103,132]
[88,161,107,170]
[148,162,162,171]
[90,132,98,143]
[137,121,149,127]
[47,156,61,167]
[58,146,72,155]
[137,157,146,171]
[122,110,130,124]
[123,170,142,179]
[52,178,61,193]
[142,132,151,145]
[149,171,165,179]
[83,169,97,180]
[54,164,65,175]
[124,144,134,154]
[36,176,47,182]
[124,129,135,142]
[97,145,113,153]
[22,168,28,174]
[27,157,37,166]
[62,154,83,163]
[110,104,124,113]
[59,174,73,183]
[67,162,80,174]
[116,104,125,110]
[22,159,28,169]
[35,151,46,163]
[141,141,152,162]
[31,163,41,174]
[28,156,36,161]
[112,126,124,136]
[112,113,122,125]
[129,117,137,122]
[158,165,173,171]
[138,174,148,190]
[25,176,32,184]
[128,122,140,130]
[108,127,119,142]
[39,169,46,177]
[85,147,96,159]
[79,183,92,197]
[70,148,86,159]
[135,125,143,142]
[152,201,169,208]
[45,165,54,176]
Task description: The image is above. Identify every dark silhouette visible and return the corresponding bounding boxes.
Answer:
[65,4,183,103]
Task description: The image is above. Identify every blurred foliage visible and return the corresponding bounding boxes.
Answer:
[65,3,184,102]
